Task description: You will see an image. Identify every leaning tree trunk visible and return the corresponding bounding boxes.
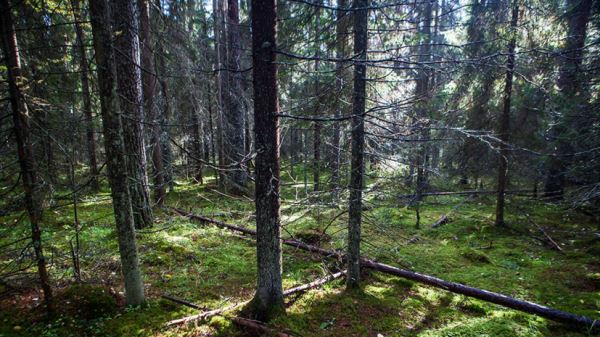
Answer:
[223,0,248,192]
[71,0,99,192]
[90,0,145,306]
[139,0,166,205]
[347,0,368,289]
[246,0,285,321]
[0,0,54,316]
[111,0,153,228]
[495,2,518,227]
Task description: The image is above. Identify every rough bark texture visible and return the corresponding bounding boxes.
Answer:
[543,0,592,199]
[111,0,153,228]
[331,0,349,191]
[247,0,285,320]
[414,0,433,228]
[213,0,226,188]
[312,3,322,192]
[0,0,54,316]
[71,0,99,192]
[90,0,145,306]
[223,0,248,192]
[347,0,368,289]
[495,2,518,227]
[138,0,165,205]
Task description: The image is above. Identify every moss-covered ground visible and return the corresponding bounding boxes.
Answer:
[1,170,599,336]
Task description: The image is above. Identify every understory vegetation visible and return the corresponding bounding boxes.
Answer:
[1,172,598,337]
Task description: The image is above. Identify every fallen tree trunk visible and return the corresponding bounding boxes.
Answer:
[431,215,450,228]
[166,301,246,326]
[169,207,600,331]
[161,294,207,310]
[164,267,345,326]
[231,317,294,337]
[398,189,535,199]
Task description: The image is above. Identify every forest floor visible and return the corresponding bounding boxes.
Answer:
[1,173,599,337]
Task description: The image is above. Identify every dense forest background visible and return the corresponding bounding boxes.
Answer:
[1,0,599,336]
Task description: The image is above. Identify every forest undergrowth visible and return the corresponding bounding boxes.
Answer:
[1,172,598,337]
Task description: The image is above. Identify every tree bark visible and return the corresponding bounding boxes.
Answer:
[111,0,153,228]
[213,0,226,188]
[347,0,368,289]
[331,0,349,191]
[495,1,518,227]
[414,0,433,228]
[71,0,99,192]
[247,0,285,321]
[138,0,166,205]
[223,0,248,192]
[90,0,145,306]
[312,3,322,192]
[543,0,592,199]
[0,0,54,316]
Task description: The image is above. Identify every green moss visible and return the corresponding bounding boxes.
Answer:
[61,284,117,319]
[460,248,492,264]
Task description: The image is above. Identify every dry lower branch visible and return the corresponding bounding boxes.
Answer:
[169,207,600,332]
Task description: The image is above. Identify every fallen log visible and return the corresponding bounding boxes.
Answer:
[161,294,207,310]
[170,207,600,332]
[431,215,450,228]
[231,317,294,337]
[526,215,563,252]
[397,189,535,199]
[165,270,345,326]
[166,301,246,326]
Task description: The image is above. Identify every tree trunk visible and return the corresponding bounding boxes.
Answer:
[312,4,322,192]
[543,0,592,199]
[223,0,248,192]
[347,0,368,289]
[192,110,204,184]
[414,0,433,229]
[331,0,348,192]
[0,0,55,316]
[213,0,226,188]
[247,0,285,321]
[71,0,99,192]
[138,0,166,205]
[90,0,145,306]
[111,0,153,228]
[495,1,518,227]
